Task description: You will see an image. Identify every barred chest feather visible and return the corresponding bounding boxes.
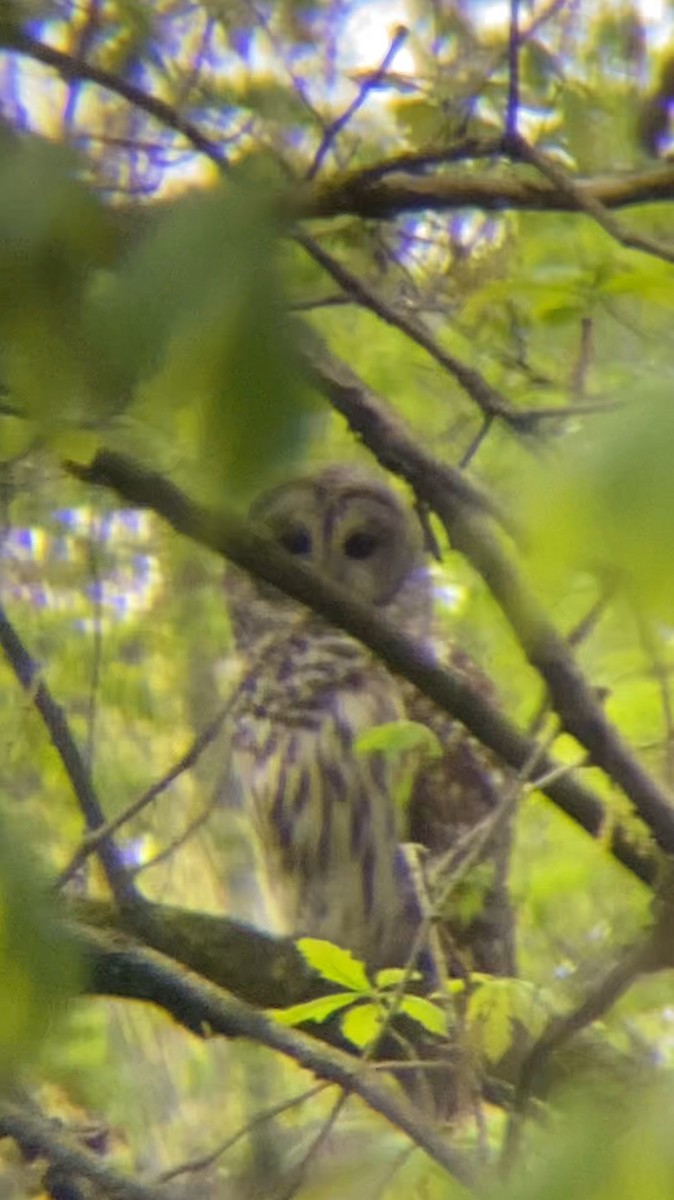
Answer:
[227,628,422,969]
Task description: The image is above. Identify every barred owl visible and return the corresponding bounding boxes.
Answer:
[223,466,514,978]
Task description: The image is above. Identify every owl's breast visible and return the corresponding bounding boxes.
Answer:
[226,636,420,966]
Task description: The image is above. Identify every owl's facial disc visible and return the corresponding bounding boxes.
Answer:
[250,472,425,608]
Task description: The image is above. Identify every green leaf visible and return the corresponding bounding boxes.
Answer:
[468,980,515,1063]
[0,808,79,1082]
[296,938,371,991]
[468,978,547,1063]
[375,967,409,989]
[88,175,314,497]
[341,1002,383,1050]
[399,995,449,1038]
[0,134,110,428]
[523,380,674,612]
[270,992,357,1027]
[355,720,442,759]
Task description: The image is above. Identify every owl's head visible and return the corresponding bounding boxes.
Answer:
[249,466,426,607]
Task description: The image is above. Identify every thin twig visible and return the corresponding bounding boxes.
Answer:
[0,603,134,905]
[3,26,228,167]
[505,0,521,138]
[158,1083,329,1183]
[296,230,528,435]
[307,26,409,180]
[500,939,655,1172]
[508,133,674,266]
[55,702,230,888]
[131,801,215,877]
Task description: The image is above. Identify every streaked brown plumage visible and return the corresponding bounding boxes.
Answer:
[223,466,514,977]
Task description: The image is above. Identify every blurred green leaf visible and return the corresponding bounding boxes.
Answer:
[522,381,674,610]
[488,1082,674,1200]
[0,808,79,1082]
[90,177,313,496]
[375,966,413,988]
[0,134,110,428]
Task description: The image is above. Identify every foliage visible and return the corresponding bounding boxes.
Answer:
[0,0,673,1196]
[271,937,448,1047]
[0,807,78,1081]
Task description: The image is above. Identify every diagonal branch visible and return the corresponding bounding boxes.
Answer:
[0,604,134,906]
[306,346,674,863]
[55,704,229,888]
[501,934,657,1170]
[506,133,674,265]
[66,448,659,886]
[1,26,227,167]
[306,25,409,180]
[295,231,531,435]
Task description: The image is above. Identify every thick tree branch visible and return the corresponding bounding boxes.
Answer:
[71,896,319,1010]
[74,921,475,1185]
[307,161,674,221]
[67,449,659,886]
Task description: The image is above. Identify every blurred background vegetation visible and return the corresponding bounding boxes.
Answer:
[0,0,674,1196]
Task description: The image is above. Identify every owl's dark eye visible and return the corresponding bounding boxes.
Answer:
[343,530,378,560]
[280,527,312,555]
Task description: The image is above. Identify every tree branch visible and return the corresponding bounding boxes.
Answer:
[295,231,531,435]
[74,920,475,1185]
[0,1102,175,1200]
[507,133,674,265]
[0,604,134,906]
[55,705,229,889]
[4,25,674,239]
[1,26,227,167]
[501,935,657,1169]
[307,161,674,221]
[306,25,409,181]
[305,347,674,866]
[71,896,319,1010]
[66,449,659,886]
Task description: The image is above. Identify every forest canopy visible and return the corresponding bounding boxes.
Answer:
[1,1,674,1197]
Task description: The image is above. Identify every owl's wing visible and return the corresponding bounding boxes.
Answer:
[402,644,516,978]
